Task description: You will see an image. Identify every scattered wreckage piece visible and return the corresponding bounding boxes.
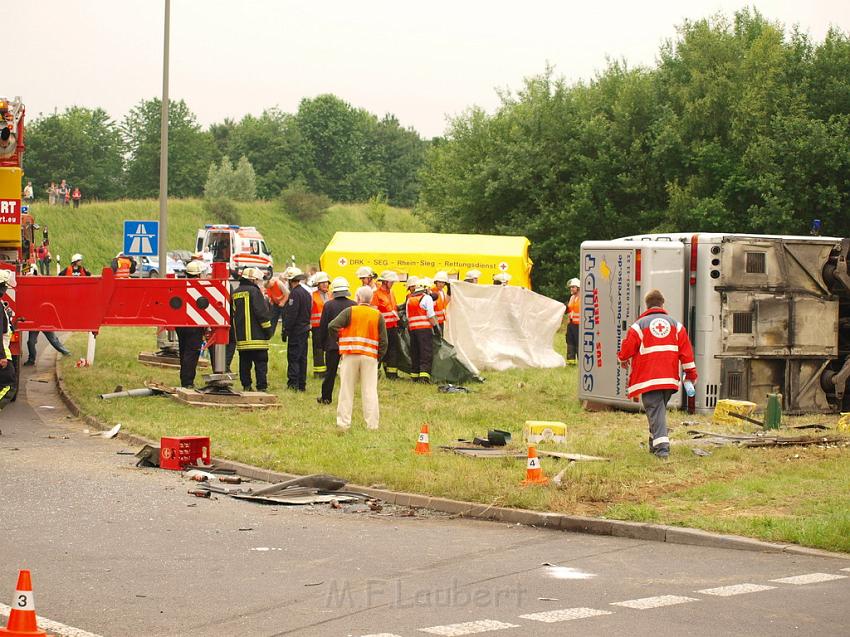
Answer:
[171,387,279,409]
[248,474,347,497]
[138,351,210,370]
[231,492,364,506]
[687,429,848,448]
[99,387,163,400]
[536,450,609,462]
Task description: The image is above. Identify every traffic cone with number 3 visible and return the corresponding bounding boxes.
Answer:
[0,570,52,636]
[521,445,549,486]
[414,424,431,455]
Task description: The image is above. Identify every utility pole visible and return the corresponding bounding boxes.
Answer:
[158,0,170,276]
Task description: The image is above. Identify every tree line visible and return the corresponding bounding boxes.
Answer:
[419,10,850,297]
[24,94,428,207]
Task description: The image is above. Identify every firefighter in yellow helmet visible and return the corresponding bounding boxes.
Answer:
[406,277,438,382]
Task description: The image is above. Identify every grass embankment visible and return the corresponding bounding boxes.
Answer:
[60,328,850,553]
[32,198,425,271]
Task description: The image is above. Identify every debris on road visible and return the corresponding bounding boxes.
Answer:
[692,448,712,457]
[135,445,160,467]
[437,384,470,393]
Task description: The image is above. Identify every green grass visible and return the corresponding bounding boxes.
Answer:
[58,327,850,553]
[31,198,425,273]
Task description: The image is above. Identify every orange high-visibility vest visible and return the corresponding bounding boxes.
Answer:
[115,257,132,279]
[432,288,448,324]
[372,286,399,328]
[311,290,328,328]
[266,279,287,306]
[568,294,580,325]
[339,305,381,358]
[406,293,431,331]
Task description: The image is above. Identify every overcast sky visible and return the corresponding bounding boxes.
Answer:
[9,1,849,138]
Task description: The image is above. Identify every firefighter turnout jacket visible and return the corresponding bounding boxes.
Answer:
[232,281,273,350]
[311,290,328,328]
[617,307,697,398]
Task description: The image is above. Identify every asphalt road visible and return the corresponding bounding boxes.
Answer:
[0,350,848,637]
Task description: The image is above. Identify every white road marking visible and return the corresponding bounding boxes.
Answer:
[519,607,613,622]
[770,573,848,585]
[698,583,776,597]
[0,605,103,637]
[361,634,404,637]
[841,568,850,573]
[419,619,519,635]
[543,565,596,580]
[611,595,699,610]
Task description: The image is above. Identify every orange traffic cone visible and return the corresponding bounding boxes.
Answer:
[0,570,51,636]
[414,424,431,455]
[521,445,549,486]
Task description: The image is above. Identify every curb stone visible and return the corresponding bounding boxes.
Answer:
[54,362,850,561]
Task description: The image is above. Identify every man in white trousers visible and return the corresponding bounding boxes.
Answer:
[328,286,388,431]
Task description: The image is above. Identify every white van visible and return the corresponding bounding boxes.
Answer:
[195,224,274,279]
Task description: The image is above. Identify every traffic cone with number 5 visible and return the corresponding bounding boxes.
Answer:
[0,569,52,636]
[414,424,431,455]
[521,445,549,486]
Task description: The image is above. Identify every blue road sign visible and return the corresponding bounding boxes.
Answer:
[123,220,159,256]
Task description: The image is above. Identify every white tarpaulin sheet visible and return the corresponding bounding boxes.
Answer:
[444,281,566,372]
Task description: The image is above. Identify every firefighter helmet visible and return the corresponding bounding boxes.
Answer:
[242,267,264,281]
[493,272,512,284]
[331,276,350,294]
[313,271,331,284]
[406,276,420,289]
[433,271,450,283]
[378,270,399,282]
[356,266,376,279]
[185,260,206,277]
[71,253,83,263]
[0,269,15,287]
[568,278,580,288]
[463,269,481,282]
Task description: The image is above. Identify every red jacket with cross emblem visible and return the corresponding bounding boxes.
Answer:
[617,307,697,398]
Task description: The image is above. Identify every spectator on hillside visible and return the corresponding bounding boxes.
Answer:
[57,180,69,206]
[72,186,81,208]
[47,182,57,206]
[23,181,33,203]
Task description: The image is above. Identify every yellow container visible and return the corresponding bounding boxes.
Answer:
[712,399,758,426]
[320,231,533,304]
[0,166,22,247]
[523,421,567,445]
[837,413,850,433]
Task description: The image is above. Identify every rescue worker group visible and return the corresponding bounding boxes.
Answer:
[172,263,513,431]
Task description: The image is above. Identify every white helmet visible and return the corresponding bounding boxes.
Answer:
[185,260,206,276]
[331,276,350,294]
[71,253,83,263]
[241,267,264,281]
[406,275,420,289]
[416,277,433,291]
[433,271,449,284]
[356,266,376,279]
[493,272,512,284]
[464,269,481,282]
[286,266,304,280]
[0,269,15,287]
[378,270,399,283]
[568,278,580,288]
[313,271,330,285]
